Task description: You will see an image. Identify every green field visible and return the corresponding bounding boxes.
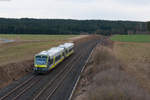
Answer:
[0,34,77,65]
[0,34,76,41]
[111,35,150,42]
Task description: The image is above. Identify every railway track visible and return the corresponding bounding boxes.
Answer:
[0,76,36,100]
[33,42,88,100]
[0,46,82,100]
[0,37,100,100]
[34,53,83,100]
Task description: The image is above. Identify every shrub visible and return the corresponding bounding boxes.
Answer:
[83,45,150,100]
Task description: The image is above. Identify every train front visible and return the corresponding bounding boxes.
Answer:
[34,53,49,73]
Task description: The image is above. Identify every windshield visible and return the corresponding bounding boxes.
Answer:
[35,56,47,65]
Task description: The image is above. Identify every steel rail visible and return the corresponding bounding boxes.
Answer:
[12,76,42,100]
[0,75,36,100]
[46,53,84,100]
[33,49,82,100]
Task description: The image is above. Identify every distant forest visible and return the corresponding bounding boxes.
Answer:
[0,18,148,35]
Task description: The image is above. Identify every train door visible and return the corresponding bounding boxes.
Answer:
[65,49,68,56]
[55,55,61,65]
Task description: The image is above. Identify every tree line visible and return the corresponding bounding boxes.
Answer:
[0,18,148,35]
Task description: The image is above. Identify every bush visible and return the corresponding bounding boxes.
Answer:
[88,68,150,100]
[76,45,150,100]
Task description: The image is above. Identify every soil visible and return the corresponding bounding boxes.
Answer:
[0,60,33,89]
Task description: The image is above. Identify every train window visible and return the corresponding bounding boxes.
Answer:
[55,56,57,61]
[65,49,68,54]
[58,55,61,59]
[55,55,61,62]
[35,56,47,65]
[48,58,53,65]
[62,52,65,57]
[69,48,73,52]
[55,56,57,62]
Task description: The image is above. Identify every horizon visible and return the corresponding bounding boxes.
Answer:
[0,17,147,22]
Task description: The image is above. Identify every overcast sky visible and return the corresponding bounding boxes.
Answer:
[0,0,149,21]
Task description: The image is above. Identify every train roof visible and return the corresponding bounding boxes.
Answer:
[59,43,74,49]
[35,42,74,58]
[36,47,64,57]
[47,47,64,57]
[37,51,48,55]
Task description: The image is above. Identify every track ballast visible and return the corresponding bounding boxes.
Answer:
[0,37,101,100]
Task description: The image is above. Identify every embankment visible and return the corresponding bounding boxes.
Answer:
[73,38,150,100]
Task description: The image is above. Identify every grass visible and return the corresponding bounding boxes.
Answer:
[89,68,150,100]
[113,42,150,93]
[74,44,150,100]
[112,34,150,94]
[74,36,150,100]
[0,34,77,41]
[90,46,150,100]
[111,35,150,42]
[113,42,150,63]
[0,34,77,65]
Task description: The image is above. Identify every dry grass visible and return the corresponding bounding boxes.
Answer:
[0,41,65,65]
[83,46,123,80]
[0,34,77,41]
[88,68,150,100]
[113,42,150,63]
[113,42,150,93]
[0,35,78,65]
[74,44,150,100]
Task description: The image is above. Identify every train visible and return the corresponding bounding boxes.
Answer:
[33,43,74,73]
